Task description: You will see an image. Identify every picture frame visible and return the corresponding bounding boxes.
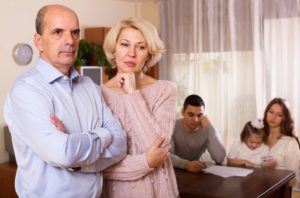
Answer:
[80,66,103,85]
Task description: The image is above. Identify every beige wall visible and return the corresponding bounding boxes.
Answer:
[0,0,159,163]
[135,2,160,28]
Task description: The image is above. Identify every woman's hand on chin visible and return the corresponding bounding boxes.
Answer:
[116,72,137,94]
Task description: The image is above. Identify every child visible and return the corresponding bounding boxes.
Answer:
[227,119,269,167]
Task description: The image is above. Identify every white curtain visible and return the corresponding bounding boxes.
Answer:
[159,0,300,149]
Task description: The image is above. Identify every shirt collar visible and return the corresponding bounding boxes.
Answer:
[36,58,79,84]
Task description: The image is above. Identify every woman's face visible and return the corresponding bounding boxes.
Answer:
[114,27,149,73]
[266,103,284,129]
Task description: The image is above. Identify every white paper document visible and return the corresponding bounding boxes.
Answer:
[203,165,253,178]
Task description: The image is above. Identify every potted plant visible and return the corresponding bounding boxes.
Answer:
[74,39,114,79]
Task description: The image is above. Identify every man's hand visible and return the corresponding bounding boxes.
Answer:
[146,136,170,168]
[185,161,207,173]
[199,115,211,128]
[50,115,66,133]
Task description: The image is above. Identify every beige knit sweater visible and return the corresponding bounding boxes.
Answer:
[100,80,179,198]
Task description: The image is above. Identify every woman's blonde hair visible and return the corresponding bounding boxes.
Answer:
[103,17,165,69]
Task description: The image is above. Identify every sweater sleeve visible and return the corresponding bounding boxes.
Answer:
[170,132,189,169]
[206,124,226,164]
[104,153,153,181]
[122,82,177,151]
[170,154,188,169]
[103,82,177,180]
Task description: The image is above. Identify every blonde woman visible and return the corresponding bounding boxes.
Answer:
[99,18,179,197]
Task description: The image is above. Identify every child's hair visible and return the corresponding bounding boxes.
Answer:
[240,121,265,142]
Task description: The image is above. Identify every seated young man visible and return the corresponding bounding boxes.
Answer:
[170,94,226,173]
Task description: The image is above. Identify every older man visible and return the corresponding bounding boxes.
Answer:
[4,4,126,197]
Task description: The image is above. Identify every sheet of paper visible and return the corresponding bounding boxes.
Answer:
[203,165,253,178]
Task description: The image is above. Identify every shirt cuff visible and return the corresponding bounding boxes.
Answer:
[92,127,112,149]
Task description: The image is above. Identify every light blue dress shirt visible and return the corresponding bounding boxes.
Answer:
[4,58,127,198]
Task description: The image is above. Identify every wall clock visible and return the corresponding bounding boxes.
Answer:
[12,43,33,65]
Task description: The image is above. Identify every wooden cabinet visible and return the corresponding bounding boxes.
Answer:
[85,27,111,46]
[84,27,159,81]
[0,163,17,198]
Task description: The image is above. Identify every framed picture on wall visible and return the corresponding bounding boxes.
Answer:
[80,66,103,85]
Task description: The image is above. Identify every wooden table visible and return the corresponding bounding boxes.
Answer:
[175,167,295,198]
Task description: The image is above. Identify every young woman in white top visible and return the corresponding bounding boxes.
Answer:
[227,119,269,167]
[262,98,300,190]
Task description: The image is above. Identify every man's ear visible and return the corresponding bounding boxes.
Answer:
[34,33,43,53]
[181,108,185,116]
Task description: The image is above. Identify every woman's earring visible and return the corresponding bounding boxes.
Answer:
[143,65,148,73]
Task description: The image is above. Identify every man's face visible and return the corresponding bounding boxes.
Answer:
[182,105,205,132]
[34,7,80,74]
